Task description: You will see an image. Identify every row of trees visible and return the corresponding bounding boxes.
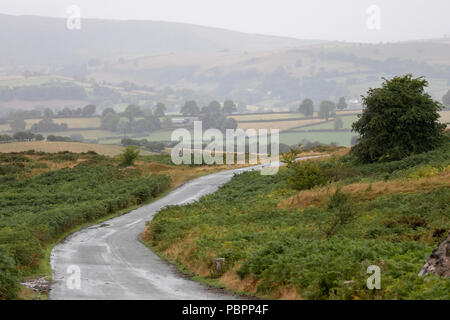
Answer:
[180,100,237,116]
[101,104,164,134]
[298,97,347,119]
[9,117,69,133]
[0,132,78,142]
[55,104,96,117]
[7,104,97,120]
[179,100,239,132]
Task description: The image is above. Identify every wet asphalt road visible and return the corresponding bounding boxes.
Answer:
[50,157,318,300]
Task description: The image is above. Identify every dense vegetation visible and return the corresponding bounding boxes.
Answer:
[352,75,445,163]
[0,151,171,299]
[146,132,450,299]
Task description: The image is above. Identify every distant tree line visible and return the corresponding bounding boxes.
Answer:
[0,132,77,142]
[121,138,167,153]
[101,104,163,134]
[179,99,238,132]
[6,104,97,120]
[298,96,348,120]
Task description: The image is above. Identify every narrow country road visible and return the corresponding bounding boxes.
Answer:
[50,156,319,300]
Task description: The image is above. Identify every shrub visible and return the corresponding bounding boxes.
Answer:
[120,146,140,166]
[0,246,20,300]
[286,160,328,191]
[409,165,440,179]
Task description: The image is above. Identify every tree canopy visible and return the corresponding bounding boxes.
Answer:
[336,97,347,110]
[180,100,200,116]
[351,74,446,163]
[318,100,335,121]
[299,99,314,116]
[222,100,237,114]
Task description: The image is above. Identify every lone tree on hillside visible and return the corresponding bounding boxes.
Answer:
[299,99,314,116]
[222,100,237,114]
[351,74,446,163]
[120,146,140,166]
[180,100,200,116]
[82,104,96,117]
[154,102,166,117]
[318,100,335,121]
[207,100,222,113]
[336,97,347,110]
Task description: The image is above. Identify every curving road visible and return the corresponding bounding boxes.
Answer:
[50,157,319,300]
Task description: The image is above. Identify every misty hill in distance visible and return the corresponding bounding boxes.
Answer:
[0,14,449,109]
[0,14,317,65]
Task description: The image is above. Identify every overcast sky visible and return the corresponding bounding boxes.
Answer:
[0,0,449,42]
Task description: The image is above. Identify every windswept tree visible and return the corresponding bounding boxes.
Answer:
[222,100,237,114]
[318,100,335,121]
[154,102,166,117]
[123,104,141,122]
[101,112,121,131]
[207,100,222,113]
[102,107,116,117]
[180,100,200,116]
[43,108,54,119]
[82,104,96,116]
[298,99,314,117]
[200,105,210,114]
[351,75,446,163]
[336,97,347,110]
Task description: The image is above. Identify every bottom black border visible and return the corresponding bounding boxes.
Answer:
[2,300,447,319]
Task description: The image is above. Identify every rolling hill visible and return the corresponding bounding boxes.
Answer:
[0,14,318,65]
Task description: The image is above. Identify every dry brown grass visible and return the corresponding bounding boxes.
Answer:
[143,226,301,298]
[280,171,450,210]
[219,269,262,294]
[144,225,303,299]
[0,141,125,156]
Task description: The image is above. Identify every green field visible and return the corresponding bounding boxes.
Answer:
[280,131,355,146]
[294,115,358,130]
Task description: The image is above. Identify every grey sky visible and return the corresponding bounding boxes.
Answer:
[0,0,449,42]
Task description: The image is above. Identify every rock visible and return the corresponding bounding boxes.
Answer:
[214,258,225,272]
[419,233,450,277]
[20,277,50,294]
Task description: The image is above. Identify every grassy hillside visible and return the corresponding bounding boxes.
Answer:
[144,133,450,299]
[0,141,126,156]
[0,14,312,65]
[0,149,242,299]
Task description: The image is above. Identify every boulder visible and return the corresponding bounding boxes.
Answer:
[419,233,450,277]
